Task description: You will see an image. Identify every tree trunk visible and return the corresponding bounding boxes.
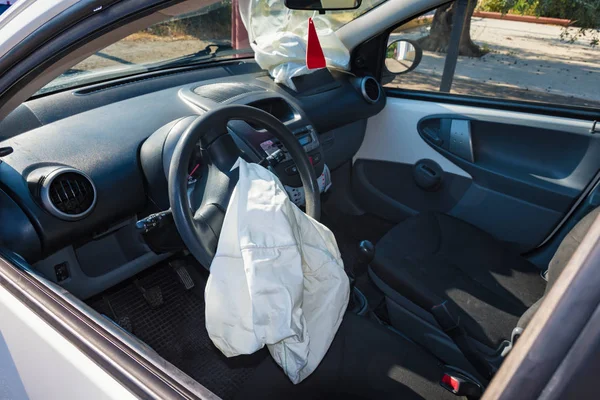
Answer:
[418,0,484,57]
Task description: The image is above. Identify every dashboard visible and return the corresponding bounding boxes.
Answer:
[0,60,385,298]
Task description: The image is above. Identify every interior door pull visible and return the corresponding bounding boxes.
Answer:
[423,127,443,146]
[449,120,474,163]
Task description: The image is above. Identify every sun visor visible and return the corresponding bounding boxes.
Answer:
[238,0,350,90]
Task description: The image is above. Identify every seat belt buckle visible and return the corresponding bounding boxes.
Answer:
[440,371,483,398]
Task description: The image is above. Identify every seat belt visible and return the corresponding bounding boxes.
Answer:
[370,253,498,380]
[500,327,524,357]
[431,301,497,380]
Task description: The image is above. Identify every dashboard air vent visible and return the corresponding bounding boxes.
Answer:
[361,76,381,104]
[41,168,96,221]
[193,83,264,103]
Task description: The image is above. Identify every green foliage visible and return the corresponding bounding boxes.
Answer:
[479,0,600,45]
[386,42,397,58]
[479,0,539,16]
[513,0,540,15]
[478,0,505,12]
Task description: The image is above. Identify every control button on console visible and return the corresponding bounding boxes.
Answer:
[285,165,299,175]
[308,152,321,164]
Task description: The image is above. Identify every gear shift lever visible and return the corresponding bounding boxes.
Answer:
[357,240,375,266]
[349,240,375,288]
[348,240,375,313]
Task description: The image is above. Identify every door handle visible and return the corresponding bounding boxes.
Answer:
[448,119,474,163]
[419,117,474,163]
[423,127,443,146]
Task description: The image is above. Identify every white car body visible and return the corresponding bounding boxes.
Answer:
[0,284,136,399]
[0,0,81,58]
[3,0,596,399]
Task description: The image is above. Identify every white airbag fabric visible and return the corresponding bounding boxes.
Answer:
[238,0,350,90]
[205,159,349,384]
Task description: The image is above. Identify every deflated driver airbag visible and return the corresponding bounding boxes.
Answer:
[205,159,349,383]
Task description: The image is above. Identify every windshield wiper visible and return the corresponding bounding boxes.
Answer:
[37,44,252,97]
[145,43,249,71]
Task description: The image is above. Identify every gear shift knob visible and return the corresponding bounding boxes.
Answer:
[357,240,375,264]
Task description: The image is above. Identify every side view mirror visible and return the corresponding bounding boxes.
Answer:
[384,39,423,75]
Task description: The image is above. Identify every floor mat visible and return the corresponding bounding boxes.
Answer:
[88,262,267,400]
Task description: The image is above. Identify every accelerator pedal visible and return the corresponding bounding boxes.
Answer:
[170,259,195,290]
[134,279,164,308]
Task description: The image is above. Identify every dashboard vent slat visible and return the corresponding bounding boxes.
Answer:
[41,168,96,221]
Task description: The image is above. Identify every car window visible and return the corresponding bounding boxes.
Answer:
[38,0,386,96]
[38,0,247,95]
[383,1,600,109]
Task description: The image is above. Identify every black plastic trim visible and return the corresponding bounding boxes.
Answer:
[386,88,600,121]
[351,4,445,79]
[417,121,576,212]
[0,250,204,400]
[352,159,471,222]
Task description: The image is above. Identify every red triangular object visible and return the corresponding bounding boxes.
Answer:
[306,18,326,70]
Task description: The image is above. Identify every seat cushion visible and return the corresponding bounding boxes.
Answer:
[236,312,458,400]
[372,212,546,348]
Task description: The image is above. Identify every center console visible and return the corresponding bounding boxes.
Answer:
[259,124,331,206]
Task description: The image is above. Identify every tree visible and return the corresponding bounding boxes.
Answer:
[418,0,484,58]
[417,0,600,58]
[523,0,600,46]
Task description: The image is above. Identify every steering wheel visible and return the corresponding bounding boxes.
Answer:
[168,105,321,268]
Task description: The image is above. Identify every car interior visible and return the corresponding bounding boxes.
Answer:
[1,0,599,399]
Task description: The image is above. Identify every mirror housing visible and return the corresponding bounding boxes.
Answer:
[284,0,362,11]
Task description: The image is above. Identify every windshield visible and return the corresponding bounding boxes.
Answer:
[38,0,385,96]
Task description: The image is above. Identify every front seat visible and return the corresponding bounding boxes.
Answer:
[370,208,599,373]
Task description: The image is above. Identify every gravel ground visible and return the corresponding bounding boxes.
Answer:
[71,37,210,71]
[389,18,600,106]
[71,18,599,107]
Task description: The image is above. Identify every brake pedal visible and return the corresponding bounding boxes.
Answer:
[134,279,164,308]
[170,260,195,290]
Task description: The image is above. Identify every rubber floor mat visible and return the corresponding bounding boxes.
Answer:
[89,263,267,400]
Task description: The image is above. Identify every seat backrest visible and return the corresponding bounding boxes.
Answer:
[517,206,600,329]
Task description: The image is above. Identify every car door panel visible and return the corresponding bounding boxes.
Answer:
[353,159,472,219]
[353,97,599,250]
